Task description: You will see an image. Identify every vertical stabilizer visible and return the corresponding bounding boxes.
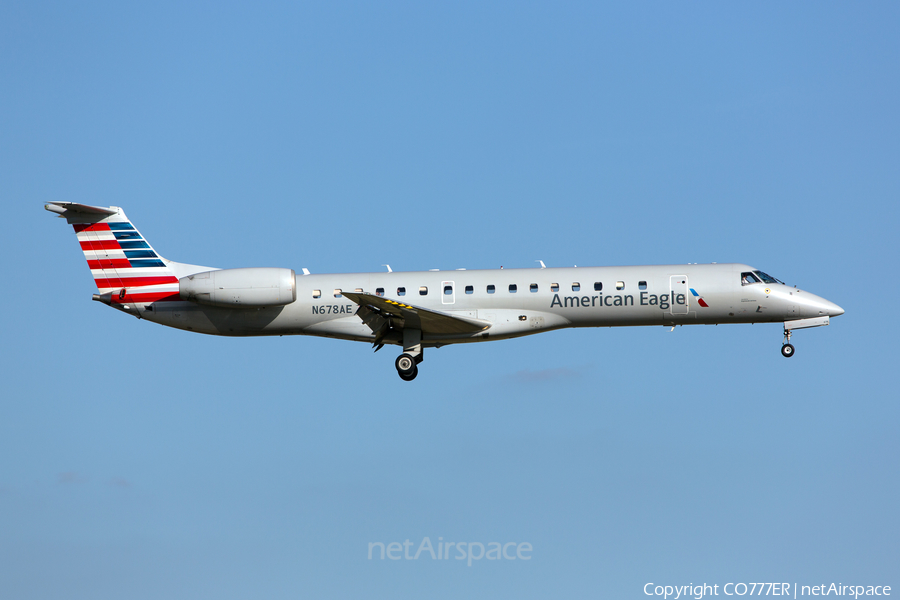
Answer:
[46,203,181,304]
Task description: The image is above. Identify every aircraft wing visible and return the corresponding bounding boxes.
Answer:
[341,292,491,336]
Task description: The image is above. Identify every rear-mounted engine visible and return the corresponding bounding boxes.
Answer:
[179,268,296,308]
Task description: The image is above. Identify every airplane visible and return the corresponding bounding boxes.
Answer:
[46,202,845,381]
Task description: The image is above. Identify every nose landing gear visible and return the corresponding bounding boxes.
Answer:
[780,316,833,358]
[781,327,795,358]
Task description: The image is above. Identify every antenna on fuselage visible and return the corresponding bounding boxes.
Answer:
[536,260,546,269]
[382,264,392,273]
[301,268,310,275]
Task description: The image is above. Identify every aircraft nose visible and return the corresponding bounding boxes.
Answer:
[793,291,844,318]
[827,300,845,317]
[798,292,844,318]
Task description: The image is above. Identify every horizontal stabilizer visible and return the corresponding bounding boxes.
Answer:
[341,291,491,335]
[45,202,118,223]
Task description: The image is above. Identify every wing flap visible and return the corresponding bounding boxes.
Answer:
[341,292,491,335]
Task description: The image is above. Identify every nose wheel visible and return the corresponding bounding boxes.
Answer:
[781,328,795,358]
[395,353,419,381]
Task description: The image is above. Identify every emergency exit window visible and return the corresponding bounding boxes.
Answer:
[419,286,428,295]
[465,285,474,294]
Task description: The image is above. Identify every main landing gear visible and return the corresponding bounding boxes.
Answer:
[395,353,419,381]
[781,327,795,358]
[395,328,424,381]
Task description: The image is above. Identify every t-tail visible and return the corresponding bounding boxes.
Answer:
[45,202,182,306]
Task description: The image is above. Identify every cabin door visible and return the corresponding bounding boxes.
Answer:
[670,275,689,314]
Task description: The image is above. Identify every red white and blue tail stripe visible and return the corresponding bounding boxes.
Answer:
[46,203,181,304]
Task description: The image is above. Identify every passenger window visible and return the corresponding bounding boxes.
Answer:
[334,289,342,298]
[616,281,624,290]
[572,282,580,292]
[509,284,517,293]
[551,283,559,292]
[487,285,495,294]
[444,285,452,295]
[376,288,384,297]
[594,282,602,291]
[312,289,321,299]
[530,283,538,293]
[397,287,406,296]
[419,286,428,296]
[638,281,647,290]
[355,288,363,293]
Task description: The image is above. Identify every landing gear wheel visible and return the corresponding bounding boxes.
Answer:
[781,343,795,358]
[395,353,417,380]
[398,365,418,381]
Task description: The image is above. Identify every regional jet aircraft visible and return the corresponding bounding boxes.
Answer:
[46,203,844,381]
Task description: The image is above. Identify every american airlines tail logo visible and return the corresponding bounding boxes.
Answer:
[74,220,180,303]
[689,288,710,307]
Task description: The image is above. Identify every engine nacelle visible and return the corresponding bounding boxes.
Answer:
[180,268,296,308]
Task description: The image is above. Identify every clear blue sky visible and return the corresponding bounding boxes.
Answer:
[2,2,898,599]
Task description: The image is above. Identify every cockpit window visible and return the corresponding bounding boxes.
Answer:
[754,270,783,284]
[741,272,761,285]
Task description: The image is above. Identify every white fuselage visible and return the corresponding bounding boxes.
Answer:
[136,263,843,347]
[46,203,845,379]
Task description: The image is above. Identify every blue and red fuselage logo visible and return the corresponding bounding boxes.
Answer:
[690,288,709,307]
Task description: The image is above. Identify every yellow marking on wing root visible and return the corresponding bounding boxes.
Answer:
[385,299,413,309]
